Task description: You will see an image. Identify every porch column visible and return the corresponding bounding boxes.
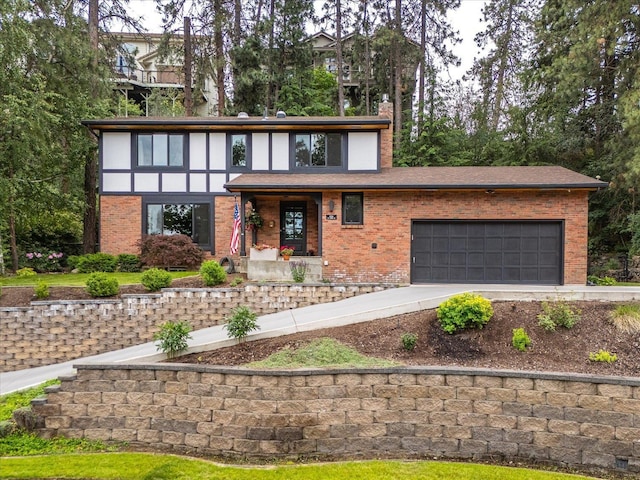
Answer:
[313,193,322,256]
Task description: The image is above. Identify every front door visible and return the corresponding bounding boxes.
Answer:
[280,202,306,256]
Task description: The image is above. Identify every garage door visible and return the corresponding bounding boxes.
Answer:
[411,221,563,284]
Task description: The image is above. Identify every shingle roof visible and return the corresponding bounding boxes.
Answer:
[225,166,607,192]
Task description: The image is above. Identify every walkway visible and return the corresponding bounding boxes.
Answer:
[2,284,639,395]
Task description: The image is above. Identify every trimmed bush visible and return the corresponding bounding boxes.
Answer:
[117,254,141,273]
[512,328,531,352]
[200,260,226,286]
[436,293,494,334]
[66,255,80,270]
[537,301,581,331]
[401,333,418,351]
[153,320,192,359]
[589,349,617,363]
[141,268,172,292]
[16,268,36,278]
[34,282,50,300]
[139,234,204,270]
[85,273,119,298]
[77,253,117,273]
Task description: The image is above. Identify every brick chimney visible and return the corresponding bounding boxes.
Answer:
[378,100,393,169]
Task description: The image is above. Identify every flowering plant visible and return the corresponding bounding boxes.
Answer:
[280,245,294,256]
[246,209,263,230]
[25,251,64,273]
[251,243,275,251]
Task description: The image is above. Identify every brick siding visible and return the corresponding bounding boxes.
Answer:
[100,196,142,254]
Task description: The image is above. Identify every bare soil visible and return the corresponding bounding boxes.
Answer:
[174,300,640,377]
[2,279,639,377]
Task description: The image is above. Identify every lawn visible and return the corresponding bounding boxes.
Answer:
[0,271,198,287]
[0,454,605,480]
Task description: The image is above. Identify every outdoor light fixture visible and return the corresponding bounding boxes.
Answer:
[382,93,389,103]
[268,220,276,228]
[328,199,335,212]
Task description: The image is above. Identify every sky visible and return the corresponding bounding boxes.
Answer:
[125,0,487,79]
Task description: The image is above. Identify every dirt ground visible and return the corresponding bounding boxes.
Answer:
[174,300,640,377]
[2,278,639,377]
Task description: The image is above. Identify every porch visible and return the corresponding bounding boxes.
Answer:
[238,256,324,282]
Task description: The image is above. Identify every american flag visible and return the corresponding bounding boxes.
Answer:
[229,201,241,255]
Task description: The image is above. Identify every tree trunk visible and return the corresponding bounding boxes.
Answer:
[363,0,371,115]
[393,0,402,151]
[184,17,193,116]
[214,0,225,116]
[0,229,5,276]
[491,0,514,130]
[336,0,345,116]
[83,0,99,254]
[418,0,426,135]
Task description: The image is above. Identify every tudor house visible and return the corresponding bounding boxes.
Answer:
[85,102,606,285]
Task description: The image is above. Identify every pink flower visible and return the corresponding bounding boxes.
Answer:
[26,253,34,259]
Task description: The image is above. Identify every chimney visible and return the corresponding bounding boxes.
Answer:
[378,99,393,169]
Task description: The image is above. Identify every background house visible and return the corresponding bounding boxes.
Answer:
[112,32,217,117]
[85,102,606,285]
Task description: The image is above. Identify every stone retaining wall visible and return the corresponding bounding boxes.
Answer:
[0,284,394,372]
[32,364,640,473]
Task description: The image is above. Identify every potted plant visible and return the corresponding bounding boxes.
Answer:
[246,209,263,230]
[280,245,294,260]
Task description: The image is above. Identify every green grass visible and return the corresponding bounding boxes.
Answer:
[610,303,640,333]
[246,338,400,369]
[0,380,59,422]
[0,454,604,480]
[0,271,198,287]
[0,432,116,456]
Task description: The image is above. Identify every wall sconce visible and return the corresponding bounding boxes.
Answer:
[268,220,276,228]
[328,199,335,212]
[485,189,495,194]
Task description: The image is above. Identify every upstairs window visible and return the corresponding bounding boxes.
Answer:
[137,133,184,167]
[228,133,250,169]
[342,193,363,225]
[294,133,343,168]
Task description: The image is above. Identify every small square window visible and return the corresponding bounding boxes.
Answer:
[231,134,247,167]
[342,193,363,225]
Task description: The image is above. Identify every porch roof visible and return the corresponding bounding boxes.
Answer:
[224,166,608,192]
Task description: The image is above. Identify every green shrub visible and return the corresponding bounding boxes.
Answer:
[224,305,259,343]
[587,275,616,286]
[200,260,227,286]
[141,268,172,292]
[230,276,243,287]
[139,234,204,269]
[34,282,49,300]
[512,328,531,352]
[537,301,581,331]
[401,333,418,351]
[117,254,141,273]
[66,255,80,270]
[153,320,192,359]
[85,273,119,298]
[436,293,494,334]
[589,349,617,363]
[77,253,117,273]
[16,267,36,278]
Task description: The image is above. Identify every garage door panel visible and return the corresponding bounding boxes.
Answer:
[412,221,562,284]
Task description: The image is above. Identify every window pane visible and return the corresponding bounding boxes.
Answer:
[163,204,192,236]
[153,134,168,166]
[193,204,210,245]
[295,134,311,166]
[138,135,153,166]
[168,135,183,166]
[231,134,247,167]
[343,194,363,224]
[311,134,326,166]
[147,204,162,234]
[327,133,342,167]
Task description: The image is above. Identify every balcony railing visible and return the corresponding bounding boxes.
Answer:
[114,67,182,86]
